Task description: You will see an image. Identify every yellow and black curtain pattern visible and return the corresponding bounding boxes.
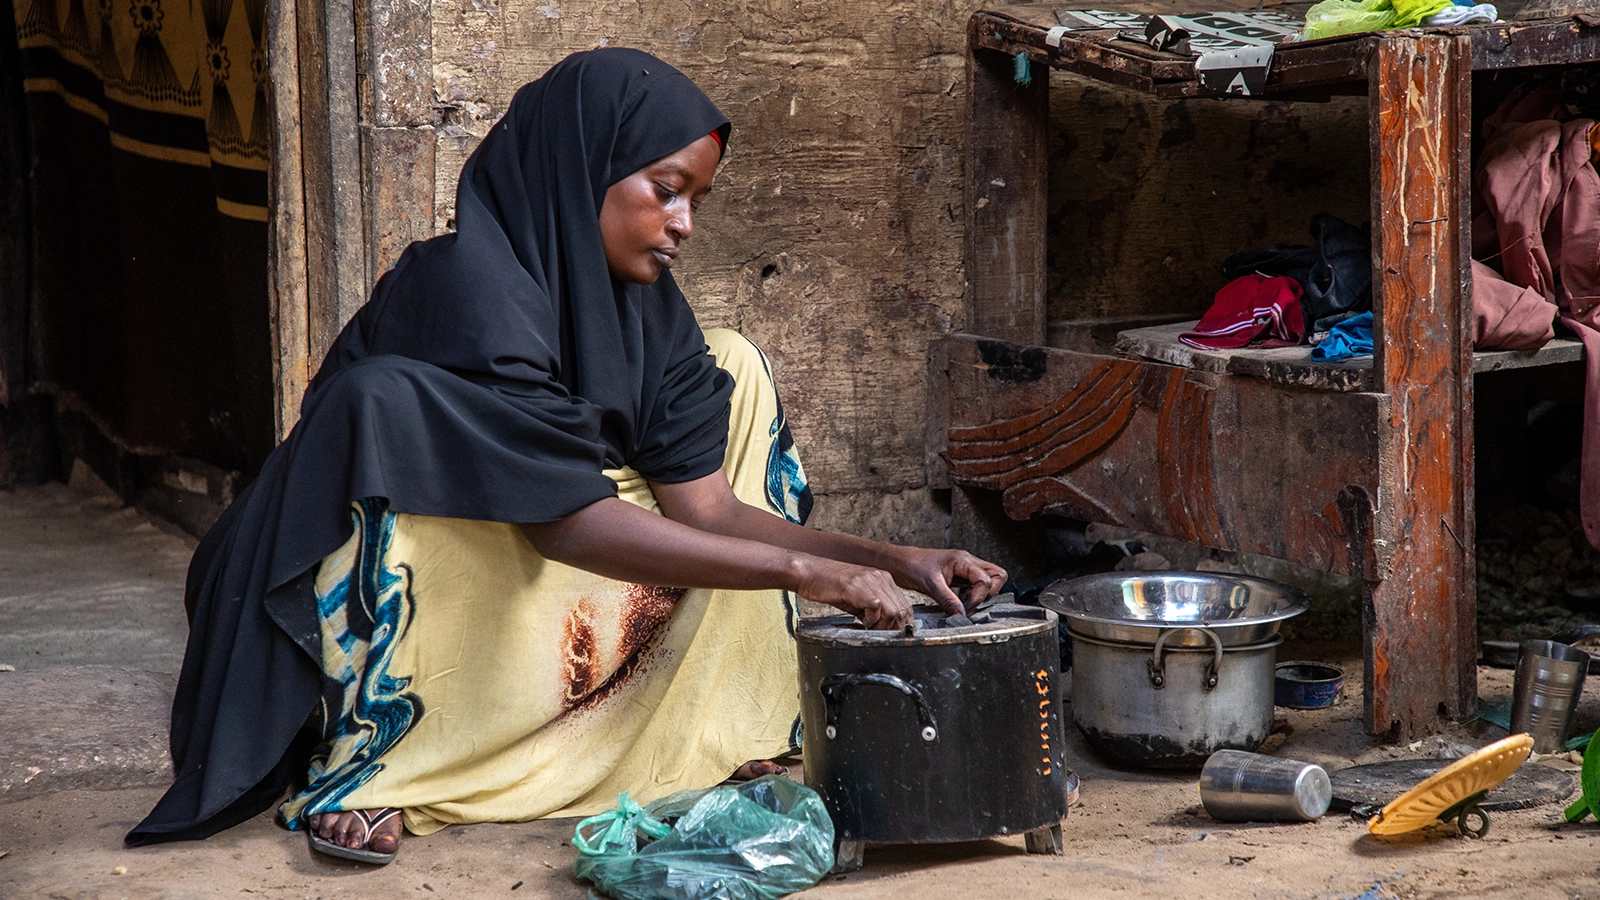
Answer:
[16,0,268,216]
[10,0,274,476]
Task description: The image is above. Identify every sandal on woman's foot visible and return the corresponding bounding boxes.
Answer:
[307,808,402,865]
[725,760,791,783]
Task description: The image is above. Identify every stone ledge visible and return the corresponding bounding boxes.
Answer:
[0,666,174,803]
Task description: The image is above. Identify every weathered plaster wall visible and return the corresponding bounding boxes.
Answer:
[427,0,974,544]
[360,2,1378,546]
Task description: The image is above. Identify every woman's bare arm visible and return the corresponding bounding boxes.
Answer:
[648,469,1009,614]
[519,496,915,628]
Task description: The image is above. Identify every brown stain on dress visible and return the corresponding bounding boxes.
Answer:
[562,596,600,708]
[564,584,686,713]
[619,584,684,658]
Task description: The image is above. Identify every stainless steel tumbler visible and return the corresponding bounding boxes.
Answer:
[1199,750,1331,822]
[1510,639,1589,754]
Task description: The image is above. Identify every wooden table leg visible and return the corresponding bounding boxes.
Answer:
[1365,34,1476,738]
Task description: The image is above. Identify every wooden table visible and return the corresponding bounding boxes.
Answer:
[929,3,1599,737]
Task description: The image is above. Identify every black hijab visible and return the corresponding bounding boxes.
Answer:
[321,46,736,500]
[127,49,736,845]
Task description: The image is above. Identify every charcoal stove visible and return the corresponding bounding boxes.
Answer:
[796,603,1067,872]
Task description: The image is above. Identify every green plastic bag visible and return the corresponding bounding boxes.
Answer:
[1302,0,1399,40]
[1300,0,1452,39]
[572,775,835,900]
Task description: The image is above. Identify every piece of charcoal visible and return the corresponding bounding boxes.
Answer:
[941,614,973,628]
[970,611,993,624]
[971,592,1014,613]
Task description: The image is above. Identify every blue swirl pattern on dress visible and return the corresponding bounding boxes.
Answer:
[759,360,813,529]
[751,341,812,642]
[286,496,424,827]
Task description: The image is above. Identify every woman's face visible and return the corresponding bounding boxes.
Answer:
[599,134,721,285]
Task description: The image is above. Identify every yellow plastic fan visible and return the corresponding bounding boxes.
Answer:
[1367,734,1534,838]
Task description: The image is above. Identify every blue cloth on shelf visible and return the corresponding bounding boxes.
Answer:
[1311,311,1374,361]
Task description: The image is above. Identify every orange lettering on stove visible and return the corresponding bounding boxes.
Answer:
[1033,668,1053,776]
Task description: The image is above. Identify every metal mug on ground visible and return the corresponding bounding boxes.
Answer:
[1199,749,1332,822]
[1510,639,1590,754]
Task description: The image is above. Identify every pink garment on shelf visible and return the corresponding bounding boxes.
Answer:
[1179,274,1305,350]
[1471,260,1555,351]
[1475,116,1600,546]
[1479,80,1568,145]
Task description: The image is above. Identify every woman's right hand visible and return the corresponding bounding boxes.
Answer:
[792,556,914,631]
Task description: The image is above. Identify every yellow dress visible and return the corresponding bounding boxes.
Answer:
[278,329,810,835]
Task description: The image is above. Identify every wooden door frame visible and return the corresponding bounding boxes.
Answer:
[265,0,436,440]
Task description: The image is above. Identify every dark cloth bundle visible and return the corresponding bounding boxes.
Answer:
[127,48,736,846]
[1221,213,1372,334]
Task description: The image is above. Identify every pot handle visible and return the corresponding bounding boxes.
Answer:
[1147,627,1223,692]
[820,673,941,744]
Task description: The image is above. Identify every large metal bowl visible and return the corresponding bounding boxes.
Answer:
[1039,572,1310,647]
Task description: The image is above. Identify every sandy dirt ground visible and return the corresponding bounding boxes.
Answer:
[5,482,1598,899]
[6,650,1600,900]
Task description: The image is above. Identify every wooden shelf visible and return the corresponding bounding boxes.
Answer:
[1474,336,1588,373]
[951,8,1600,736]
[1115,320,1585,392]
[975,3,1600,98]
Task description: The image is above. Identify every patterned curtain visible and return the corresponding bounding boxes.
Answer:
[10,0,273,474]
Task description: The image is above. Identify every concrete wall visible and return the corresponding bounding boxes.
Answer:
[419,0,976,545]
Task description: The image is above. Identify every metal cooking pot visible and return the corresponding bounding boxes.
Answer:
[1041,571,1309,647]
[1042,572,1308,768]
[1070,627,1282,767]
[797,604,1067,869]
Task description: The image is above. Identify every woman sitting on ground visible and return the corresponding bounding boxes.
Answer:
[125,47,1006,863]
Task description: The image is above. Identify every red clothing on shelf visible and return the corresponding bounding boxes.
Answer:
[1179,274,1305,350]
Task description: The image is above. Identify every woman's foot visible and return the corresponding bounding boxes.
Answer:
[729,759,790,781]
[308,808,403,857]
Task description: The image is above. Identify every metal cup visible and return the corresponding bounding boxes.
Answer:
[1199,749,1331,822]
[1510,639,1589,754]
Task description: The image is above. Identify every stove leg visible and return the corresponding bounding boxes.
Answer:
[1024,822,1063,855]
[832,838,865,874]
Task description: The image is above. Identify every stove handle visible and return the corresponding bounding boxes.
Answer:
[819,673,940,744]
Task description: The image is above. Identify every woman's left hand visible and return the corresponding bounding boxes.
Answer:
[892,548,1008,616]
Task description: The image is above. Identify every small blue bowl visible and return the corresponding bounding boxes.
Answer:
[1274,661,1345,709]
